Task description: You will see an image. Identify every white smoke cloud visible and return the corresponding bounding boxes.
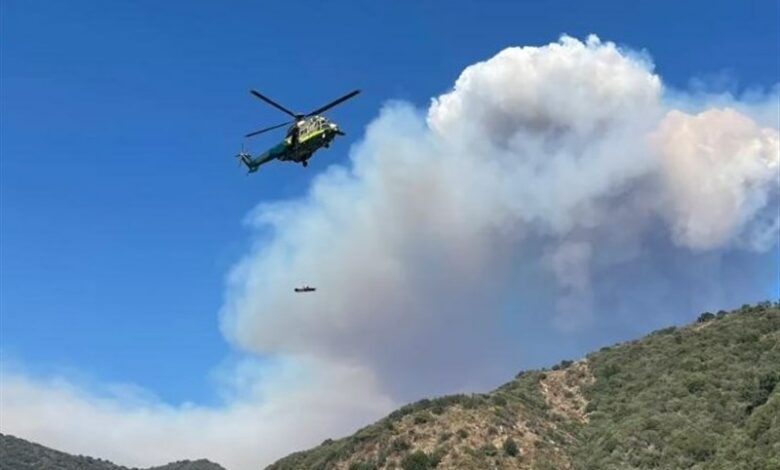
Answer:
[1,359,394,470]
[220,34,778,388]
[2,35,778,470]
[653,108,779,250]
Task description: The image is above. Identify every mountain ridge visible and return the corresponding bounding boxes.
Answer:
[0,434,225,470]
[266,301,779,469]
[2,302,777,469]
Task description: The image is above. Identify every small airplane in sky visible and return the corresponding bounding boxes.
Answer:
[236,89,360,172]
[294,286,316,293]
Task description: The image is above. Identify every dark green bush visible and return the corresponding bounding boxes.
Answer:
[697,312,715,323]
[430,447,446,466]
[480,444,498,456]
[746,372,778,414]
[503,437,520,456]
[391,438,410,452]
[654,326,677,335]
[401,451,433,470]
[349,462,376,470]
[491,395,507,406]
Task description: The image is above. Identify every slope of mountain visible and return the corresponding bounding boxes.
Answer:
[2,303,776,470]
[0,434,225,470]
[267,302,779,470]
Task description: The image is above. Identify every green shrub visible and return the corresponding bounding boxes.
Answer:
[391,438,410,452]
[349,462,376,470]
[685,374,706,394]
[491,395,507,406]
[430,447,446,466]
[653,326,677,335]
[480,444,498,456]
[503,437,520,456]
[746,372,779,414]
[401,451,433,470]
[598,363,620,379]
[697,312,715,323]
[552,359,573,371]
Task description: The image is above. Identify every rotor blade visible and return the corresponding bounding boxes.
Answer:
[250,90,300,118]
[306,89,361,117]
[245,121,292,138]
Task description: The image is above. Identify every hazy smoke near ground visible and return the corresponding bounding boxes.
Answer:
[1,359,394,470]
[2,36,778,470]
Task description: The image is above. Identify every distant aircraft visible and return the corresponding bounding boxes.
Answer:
[294,286,316,293]
[236,89,360,172]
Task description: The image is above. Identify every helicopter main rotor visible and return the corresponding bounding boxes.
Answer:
[245,89,360,138]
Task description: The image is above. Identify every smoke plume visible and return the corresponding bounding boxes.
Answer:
[220,34,778,394]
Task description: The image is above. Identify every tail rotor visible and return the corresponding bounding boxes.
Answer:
[235,143,253,172]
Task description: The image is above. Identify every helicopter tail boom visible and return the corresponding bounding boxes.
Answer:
[236,151,275,173]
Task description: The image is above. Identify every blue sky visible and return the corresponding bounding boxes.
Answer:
[2,0,779,406]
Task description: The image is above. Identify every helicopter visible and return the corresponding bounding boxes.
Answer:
[294,285,316,293]
[236,89,360,172]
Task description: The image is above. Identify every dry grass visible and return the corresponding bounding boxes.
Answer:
[334,364,595,470]
[539,361,593,423]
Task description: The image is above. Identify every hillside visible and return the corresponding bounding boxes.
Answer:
[267,302,779,470]
[2,302,777,470]
[0,434,225,470]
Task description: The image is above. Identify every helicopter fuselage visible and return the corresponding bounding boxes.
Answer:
[238,88,359,172]
[240,115,343,172]
[280,115,342,162]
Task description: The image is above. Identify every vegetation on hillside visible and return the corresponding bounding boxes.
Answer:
[0,434,225,470]
[575,301,779,469]
[267,301,780,469]
[266,365,580,469]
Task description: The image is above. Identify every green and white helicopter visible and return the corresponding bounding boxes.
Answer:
[236,89,360,172]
